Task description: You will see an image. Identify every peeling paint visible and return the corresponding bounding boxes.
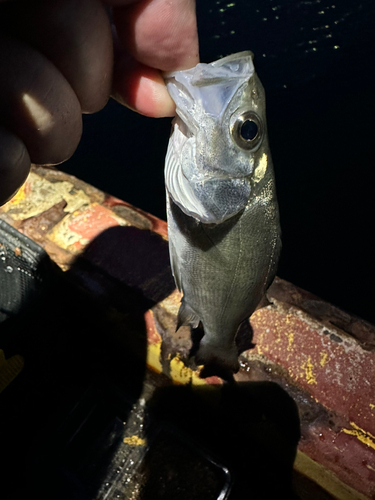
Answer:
[48,203,127,252]
[2,172,90,219]
[320,352,328,367]
[342,422,375,451]
[302,356,317,385]
[169,356,206,386]
[170,356,193,385]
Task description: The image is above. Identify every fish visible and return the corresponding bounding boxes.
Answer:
[164,51,281,373]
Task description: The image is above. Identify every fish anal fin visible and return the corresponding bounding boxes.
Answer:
[176,299,200,331]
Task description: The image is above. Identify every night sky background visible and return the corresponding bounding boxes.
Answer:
[62,0,375,324]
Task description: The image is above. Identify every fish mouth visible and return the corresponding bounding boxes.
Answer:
[211,50,254,68]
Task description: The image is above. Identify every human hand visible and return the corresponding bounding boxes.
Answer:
[0,0,199,205]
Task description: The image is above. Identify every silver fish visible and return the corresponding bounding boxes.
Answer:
[164,51,281,372]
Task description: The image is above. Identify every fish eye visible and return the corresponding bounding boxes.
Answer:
[231,111,263,151]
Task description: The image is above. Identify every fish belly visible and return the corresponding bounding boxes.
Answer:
[167,176,281,372]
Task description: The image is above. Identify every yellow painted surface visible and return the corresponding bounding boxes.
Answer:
[287,331,294,351]
[302,356,317,385]
[320,352,328,367]
[169,356,193,385]
[123,436,146,446]
[146,339,163,374]
[0,350,24,393]
[191,370,208,387]
[169,356,206,386]
[7,183,26,205]
[342,422,375,451]
[294,450,370,500]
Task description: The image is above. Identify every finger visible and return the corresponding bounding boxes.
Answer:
[0,35,82,165]
[0,127,30,206]
[112,54,175,117]
[104,0,139,5]
[104,1,139,5]
[113,0,199,72]
[1,0,113,113]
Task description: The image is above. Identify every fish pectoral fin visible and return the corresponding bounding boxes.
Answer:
[177,299,200,330]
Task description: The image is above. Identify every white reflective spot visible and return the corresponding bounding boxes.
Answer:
[22,93,53,133]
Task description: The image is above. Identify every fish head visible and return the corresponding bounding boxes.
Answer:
[165,51,271,224]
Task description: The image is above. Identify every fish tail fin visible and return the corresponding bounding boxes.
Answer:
[195,340,240,374]
[176,298,200,331]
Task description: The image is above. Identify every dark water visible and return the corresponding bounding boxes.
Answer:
[62,0,375,324]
